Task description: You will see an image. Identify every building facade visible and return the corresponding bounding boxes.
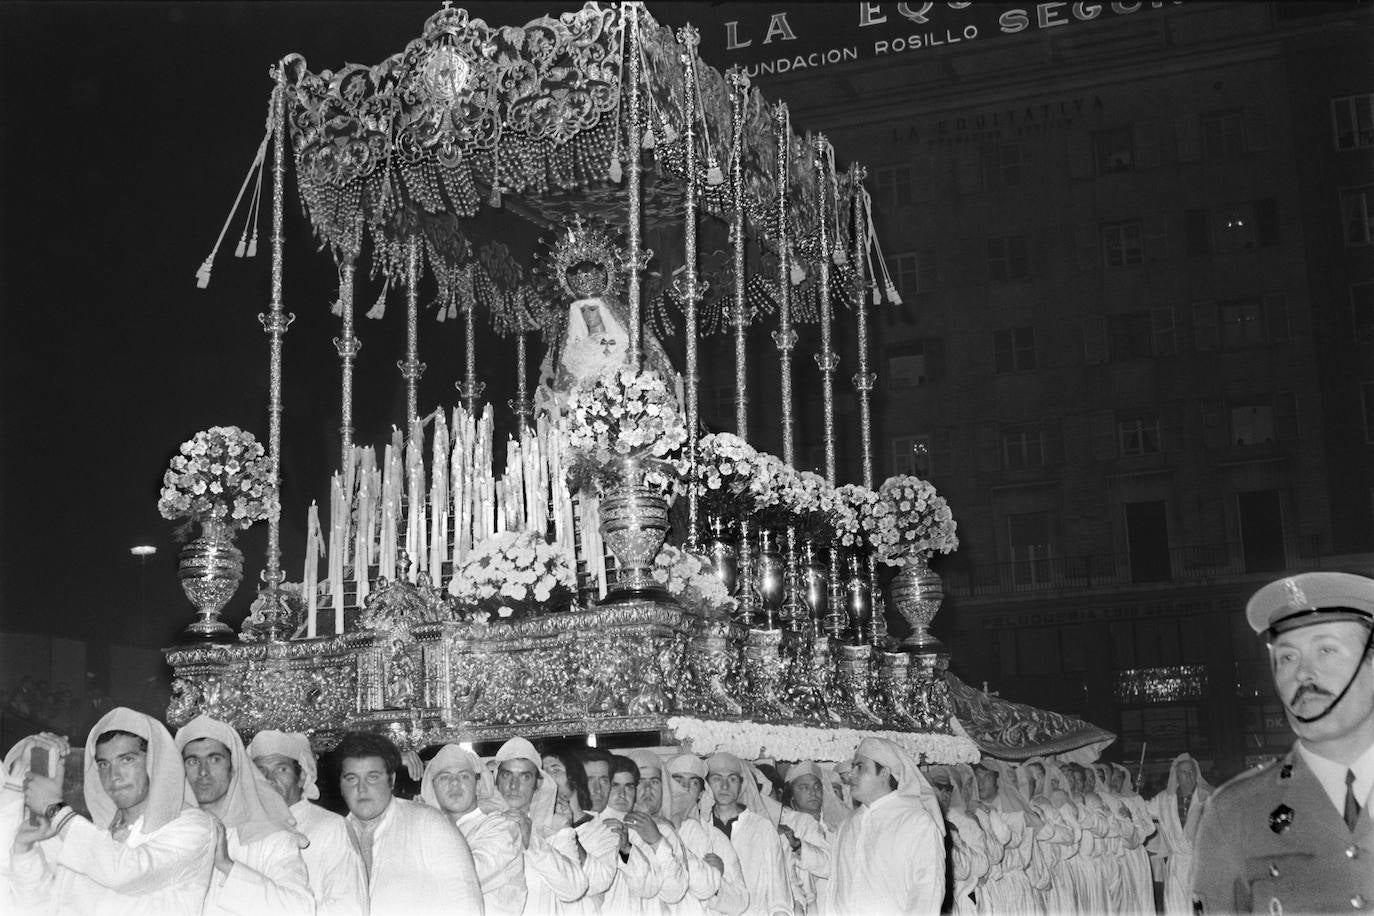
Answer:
[692,1,1374,782]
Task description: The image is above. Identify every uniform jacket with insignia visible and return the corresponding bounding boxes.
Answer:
[1191,744,1374,914]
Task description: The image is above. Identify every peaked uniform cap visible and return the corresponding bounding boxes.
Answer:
[1246,571,1374,637]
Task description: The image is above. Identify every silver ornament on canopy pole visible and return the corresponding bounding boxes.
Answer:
[678,23,703,550]
[851,167,876,491]
[728,66,749,440]
[624,1,644,369]
[773,104,796,468]
[400,237,426,425]
[456,296,484,414]
[511,329,531,429]
[334,256,361,472]
[246,62,296,641]
[814,134,845,641]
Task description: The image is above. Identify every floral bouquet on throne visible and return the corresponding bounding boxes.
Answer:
[157,425,278,534]
[865,474,959,565]
[447,530,575,620]
[692,433,763,524]
[835,483,879,552]
[560,365,688,493]
[650,544,736,614]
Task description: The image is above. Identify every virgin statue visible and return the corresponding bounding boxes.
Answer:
[536,219,681,417]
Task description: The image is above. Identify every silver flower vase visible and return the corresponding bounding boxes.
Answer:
[889,551,945,651]
[704,515,738,598]
[755,529,784,628]
[845,553,872,643]
[598,458,672,605]
[179,517,242,642]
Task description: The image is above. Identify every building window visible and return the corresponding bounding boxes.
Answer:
[887,341,927,388]
[1220,300,1266,349]
[1185,209,1210,256]
[1364,382,1374,443]
[1102,220,1144,268]
[1094,127,1135,174]
[1152,307,1177,357]
[1341,186,1374,246]
[1332,93,1374,150]
[1118,412,1163,456]
[1002,422,1045,469]
[892,435,932,476]
[1008,511,1054,586]
[887,252,920,298]
[1231,403,1274,446]
[1230,392,1298,446]
[1201,111,1245,159]
[1353,282,1374,344]
[983,143,1022,189]
[994,327,1036,373]
[1187,200,1279,255]
[1212,204,1255,253]
[1108,312,1154,361]
[987,235,1029,281]
[872,164,913,208]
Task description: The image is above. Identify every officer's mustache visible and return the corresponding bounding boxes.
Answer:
[1289,683,1333,706]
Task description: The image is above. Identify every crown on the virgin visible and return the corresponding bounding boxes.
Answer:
[550,215,624,301]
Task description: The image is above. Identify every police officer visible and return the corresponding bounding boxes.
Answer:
[1192,571,1374,913]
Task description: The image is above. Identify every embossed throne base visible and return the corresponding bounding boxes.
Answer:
[165,599,696,748]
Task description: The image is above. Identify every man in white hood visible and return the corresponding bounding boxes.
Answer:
[175,714,312,916]
[247,728,368,916]
[664,754,748,915]
[575,753,682,913]
[776,761,844,915]
[1147,753,1211,916]
[705,752,794,916]
[488,736,589,914]
[827,737,945,915]
[419,743,526,915]
[10,707,218,915]
[626,748,693,910]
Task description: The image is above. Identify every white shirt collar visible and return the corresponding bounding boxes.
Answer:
[1295,740,1374,816]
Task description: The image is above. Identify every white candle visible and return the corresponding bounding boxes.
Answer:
[305,500,320,639]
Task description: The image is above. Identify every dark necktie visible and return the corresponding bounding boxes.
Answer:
[1345,769,1361,832]
[1178,792,1188,828]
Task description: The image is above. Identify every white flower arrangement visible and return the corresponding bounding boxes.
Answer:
[835,483,878,549]
[866,474,959,565]
[448,529,575,617]
[561,366,687,468]
[650,544,737,613]
[693,433,762,516]
[666,716,981,765]
[157,426,279,529]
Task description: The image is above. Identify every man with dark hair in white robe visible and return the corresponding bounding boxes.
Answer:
[247,729,368,916]
[9,707,217,915]
[418,743,525,915]
[175,715,312,916]
[827,737,945,915]
[705,752,794,916]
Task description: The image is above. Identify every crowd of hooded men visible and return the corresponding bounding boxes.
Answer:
[1,569,1370,915]
[0,711,950,916]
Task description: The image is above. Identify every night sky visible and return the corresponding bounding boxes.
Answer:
[0,1,780,650]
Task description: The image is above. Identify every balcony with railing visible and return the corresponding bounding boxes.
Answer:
[943,536,1322,600]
